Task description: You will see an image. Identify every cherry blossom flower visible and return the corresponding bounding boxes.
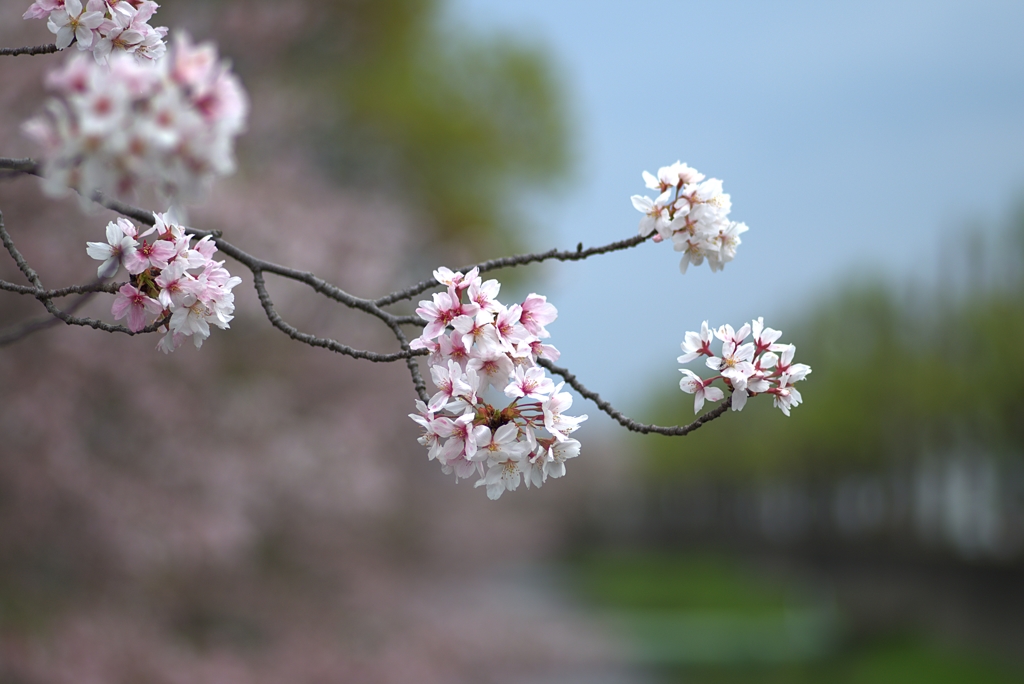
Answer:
[467,351,514,393]
[504,365,555,401]
[86,217,138,277]
[519,293,557,338]
[46,0,106,51]
[475,452,526,500]
[771,378,804,416]
[630,190,676,238]
[409,401,447,463]
[23,0,60,21]
[707,340,756,389]
[678,320,714,363]
[111,283,161,332]
[467,276,501,313]
[679,369,726,413]
[416,291,466,340]
[544,438,580,480]
[493,303,529,351]
[474,423,527,464]
[542,383,587,442]
[437,411,480,467]
[428,360,477,413]
[123,236,175,274]
[752,316,783,353]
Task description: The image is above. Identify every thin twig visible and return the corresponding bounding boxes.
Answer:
[0,44,59,57]
[0,210,43,289]
[0,278,120,297]
[375,235,651,307]
[0,158,40,174]
[538,358,730,436]
[384,317,429,403]
[0,288,100,346]
[251,270,421,363]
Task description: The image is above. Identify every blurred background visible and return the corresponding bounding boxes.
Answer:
[2,1,1024,682]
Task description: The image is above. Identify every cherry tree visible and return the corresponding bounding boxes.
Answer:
[1,2,811,502]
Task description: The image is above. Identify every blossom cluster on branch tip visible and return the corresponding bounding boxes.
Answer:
[678,318,811,416]
[631,161,748,274]
[23,33,247,205]
[86,212,241,351]
[409,267,587,500]
[24,0,167,63]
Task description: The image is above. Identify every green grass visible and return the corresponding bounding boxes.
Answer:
[661,639,1021,684]
[570,552,803,616]
[567,551,1021,684]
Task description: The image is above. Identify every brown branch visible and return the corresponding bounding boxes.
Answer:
[0,158,40,174]
[538,358,730,436]
[0,278,120,297]
[0,287,101,346]
[0,43,59,57]
[374,235,651,307]
[382,317,429,403]
[251,270,422,364]
[0,210,43,289]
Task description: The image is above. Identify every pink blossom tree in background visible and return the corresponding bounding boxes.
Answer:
[0,1,810,681]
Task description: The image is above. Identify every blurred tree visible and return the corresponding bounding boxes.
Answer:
[166,0,570,260]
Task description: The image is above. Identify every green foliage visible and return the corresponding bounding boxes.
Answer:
[281,0,569,255]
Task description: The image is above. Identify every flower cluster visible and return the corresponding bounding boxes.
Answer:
[408,268,587,500]
[631,161,748,274]
[678,318,811,416]
[23,0,167,63]
[24,33,247,205]
[86,212,241,352]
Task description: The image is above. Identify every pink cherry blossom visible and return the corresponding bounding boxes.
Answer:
[111,283,162,332]
[503,365,555,401]
[519,293,557,338]
[123,237,175,274]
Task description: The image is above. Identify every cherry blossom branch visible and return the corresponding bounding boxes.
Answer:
[1,12,796,503]
[0,43,59,57]
[250,270,419,364]
[537,358,731,435]
[0,156,731,437]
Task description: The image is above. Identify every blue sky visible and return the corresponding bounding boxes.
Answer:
[445,1,1024,421]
